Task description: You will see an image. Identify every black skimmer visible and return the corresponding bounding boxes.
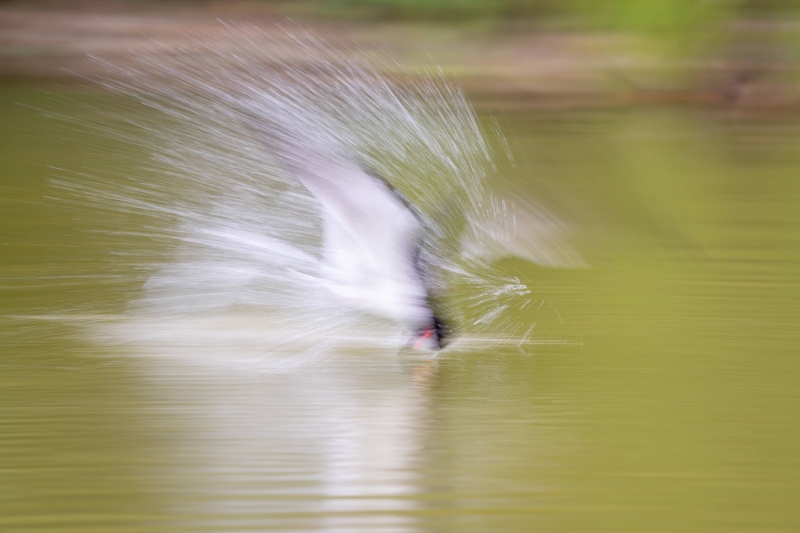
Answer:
[270,145,449,351]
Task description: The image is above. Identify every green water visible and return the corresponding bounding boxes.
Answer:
[2,86,799,532]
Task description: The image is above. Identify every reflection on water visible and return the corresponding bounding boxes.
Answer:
[2,85,799,532]
[2,316,572,532]
[132,345,434,532]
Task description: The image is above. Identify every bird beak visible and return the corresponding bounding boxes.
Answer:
[412,327,436,350]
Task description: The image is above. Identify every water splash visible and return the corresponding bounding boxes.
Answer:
[56,24,580,360]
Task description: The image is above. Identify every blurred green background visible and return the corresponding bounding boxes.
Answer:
[2,1,800,532]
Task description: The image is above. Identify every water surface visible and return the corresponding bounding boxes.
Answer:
[2,86,799,532]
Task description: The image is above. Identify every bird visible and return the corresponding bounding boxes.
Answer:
[269,143,449,351]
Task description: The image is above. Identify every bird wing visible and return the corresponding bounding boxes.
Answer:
[275,150,432,323]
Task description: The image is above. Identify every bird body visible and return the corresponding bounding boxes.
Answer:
[271,147,446,349]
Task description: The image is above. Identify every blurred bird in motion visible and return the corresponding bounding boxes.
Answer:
[269,143,449,351]
[77,28,584,354]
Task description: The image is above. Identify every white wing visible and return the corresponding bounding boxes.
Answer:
[277,151,433,326]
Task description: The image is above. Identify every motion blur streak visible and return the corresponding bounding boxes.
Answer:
[53,25,582,360]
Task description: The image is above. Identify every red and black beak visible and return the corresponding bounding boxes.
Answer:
[412,326,436,350]
[411,315,448,350]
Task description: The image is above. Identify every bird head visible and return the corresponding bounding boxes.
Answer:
[411,315,448,351]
